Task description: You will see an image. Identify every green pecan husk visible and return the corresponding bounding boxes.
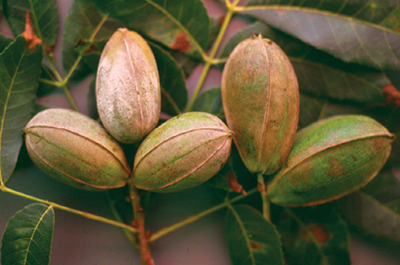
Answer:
[96,28,161,144]
[221,35,299,175]
[132,112,232,193]
[268,115,395,206]
[24,108,131,190]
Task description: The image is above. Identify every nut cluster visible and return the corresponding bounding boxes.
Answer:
[24,28,232,192]
[24,30,394,203]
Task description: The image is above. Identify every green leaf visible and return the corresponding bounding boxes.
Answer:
[4,0,59,46]
[363,104,400,135]
[62,0,124,78]
[358,104,400,168]
[206,162,233,192]
[362,172,400,203]
[230,143,258,191]
[277,31,391,104]
[337,172,400,245]
[298,94,326,129]
[191,87,224,120]
[359,105,400,168]
[240,4,400,70]
[225,205,283,265]
[90,0,210,58]
[37,66,58,97]
[169,49,201,77]
[206,158,247,194]
[274,204,351,265]
[245,0,400,30]
[75,39,107,73]
[1,203,54,265]
[150,43,188,116]
[273,23,392,103]
[0,36,42,184]
[292,59,388,103]
[298,94,364,129]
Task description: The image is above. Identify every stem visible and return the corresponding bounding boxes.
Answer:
[129,182,154,265]
[59,15,109,110]
[149,188,257,242]
[62,55,83,86]
[61,83,79,111]
[38,78,60,87]
[226,0,242,8]
[185,62,211,111]
[0,186,138,234]
[257,173,271,222]
[40,62,79,112]
[185,0,239,111]
[41,14,109,111]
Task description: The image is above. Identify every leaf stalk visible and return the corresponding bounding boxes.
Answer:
[185,0,239,111]
[149,188,257,242]
[257,173,271,222]
[0,185,138,234]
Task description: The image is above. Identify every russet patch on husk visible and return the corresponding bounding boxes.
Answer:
[24,108,131,191]
[267,115,395,207]
[221,34,299,175]
[96,28,161,144]
[132,112,232,193]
